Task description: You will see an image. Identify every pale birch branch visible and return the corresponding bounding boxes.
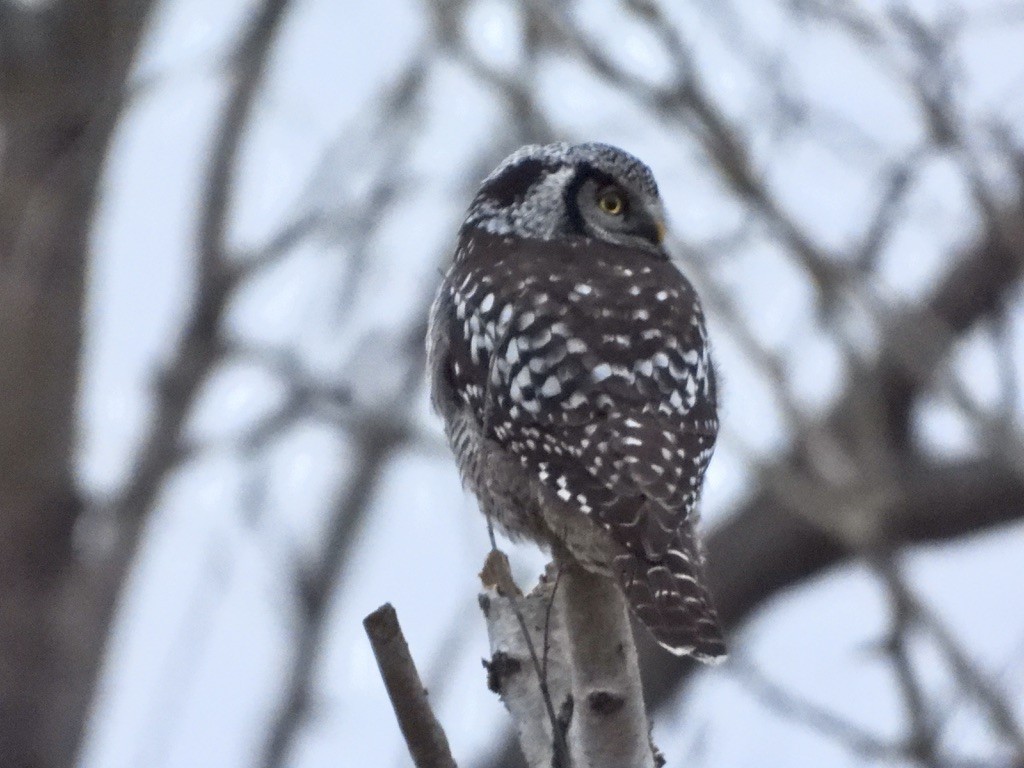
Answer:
[479,552,661,768]
[557,564,660,768]
[479,555,573,768]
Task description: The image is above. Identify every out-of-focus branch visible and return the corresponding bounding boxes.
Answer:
[729,655,904,762]
[875,202,1024,448]
[875,559,1024,759]
[0,1,158,765]
[109,0,293,533]
[878,558,942,768]
[640,457,1024,708]
[312,54,428,317]
[851,154,921,272]
[258,410,409,768]
[429,0,561,158]
[364,604,459,768]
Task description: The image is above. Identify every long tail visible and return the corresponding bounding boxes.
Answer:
[613,522,726,663]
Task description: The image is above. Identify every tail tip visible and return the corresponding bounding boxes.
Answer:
[658,637,728,665]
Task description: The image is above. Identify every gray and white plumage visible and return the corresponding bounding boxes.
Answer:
[427,142,725,662]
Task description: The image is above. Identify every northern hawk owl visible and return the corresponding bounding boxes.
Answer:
[427,142,725,662]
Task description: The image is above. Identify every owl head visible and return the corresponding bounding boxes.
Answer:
[463,142,667,253]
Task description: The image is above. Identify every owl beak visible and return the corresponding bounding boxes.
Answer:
[654,218,667,244]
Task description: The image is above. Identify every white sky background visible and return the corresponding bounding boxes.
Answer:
[76,0,1024,766]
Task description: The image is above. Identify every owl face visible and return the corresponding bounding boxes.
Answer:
[463,142,667,255]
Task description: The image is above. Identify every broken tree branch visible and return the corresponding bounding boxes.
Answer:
[479,555,573,768]
[479,551,662,768]
[363,603,458,768]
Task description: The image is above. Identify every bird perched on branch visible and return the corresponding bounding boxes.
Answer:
[427,142,725,662]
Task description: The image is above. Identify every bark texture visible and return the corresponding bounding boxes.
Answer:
[0,4,156,766]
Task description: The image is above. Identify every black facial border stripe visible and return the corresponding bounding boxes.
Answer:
[476,158,556,208]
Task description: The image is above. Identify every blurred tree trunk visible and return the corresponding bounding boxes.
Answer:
[0,3,154,766]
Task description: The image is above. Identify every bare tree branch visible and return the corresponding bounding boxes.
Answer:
[364,603,459,768]
[875,558,1024,759]
[729,655,903,762]
[479,552,662,768]
[109,0,293,532]
[0,2,158,765]
[879,558,942,768]
[558,564,659,768]
[480,561,573,768]
[258,411,409,768]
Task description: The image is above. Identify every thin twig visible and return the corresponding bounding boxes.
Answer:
[880,555,942,767]
[542,566,563,688]
[875,558,1024,759]
[729,655,904,762]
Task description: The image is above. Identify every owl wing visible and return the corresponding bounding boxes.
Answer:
[432,236,725,659]
[580,410,724,662]
[471,243,725,660]
[557,356,723,662]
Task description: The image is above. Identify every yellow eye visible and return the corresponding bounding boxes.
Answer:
[597,190,625,215]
